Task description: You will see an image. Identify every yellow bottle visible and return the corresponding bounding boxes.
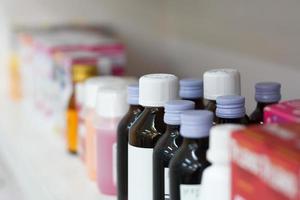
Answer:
[66,64,98,154]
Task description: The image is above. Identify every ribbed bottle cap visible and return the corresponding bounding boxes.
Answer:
[207,124,244,163]
[95,86,129,118]
[255,82,281,103]
[203,68,241,100]
[164,100,195,125]
[85,76,137,108]
[179,78,203,99]
[139,74,179,107]
[127,84,139,105]
[216,95,246,119]
[180,110,214,138]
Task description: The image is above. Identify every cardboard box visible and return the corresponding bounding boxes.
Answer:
[264,100,300,123]
[231,124,300,200]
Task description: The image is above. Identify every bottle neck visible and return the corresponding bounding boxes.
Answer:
[256,101,277,110]
[166,124,180,133]
[183,137,208,145]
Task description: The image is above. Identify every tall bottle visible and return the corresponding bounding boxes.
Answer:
[95,86,129,199]
[249,82,281,124]
[203,68,241,122]
[84,76,129,180]
[128,74,178,200]
[201,125,244,200]
[179,79,204,109]
[169,110,213,200]
[153,100,195,200]
[215,95,249,125]
[117,84,144,200]
[66,64,98,154]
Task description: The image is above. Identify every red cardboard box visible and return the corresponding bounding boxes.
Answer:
[231,124,300,200]
[264,100,300,123]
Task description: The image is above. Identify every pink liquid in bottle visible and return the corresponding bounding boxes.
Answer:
[94,86,129,198]
[96,124,118,195]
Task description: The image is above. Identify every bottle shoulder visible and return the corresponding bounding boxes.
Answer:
[129,107,166,148]
[169,144,209,173]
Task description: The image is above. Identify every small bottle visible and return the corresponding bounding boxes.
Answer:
[128,74,178,200]
[169,110,213,200]
[203,68,241,122]
[215,95,249,125]
[117,84,144,200]
[95,86,129,199]
[179,79,204,109]
[84,76,128,180]
[66,64,98,154]
[153,100,195,200]
[249,82,281,124]
[201,124,244,200]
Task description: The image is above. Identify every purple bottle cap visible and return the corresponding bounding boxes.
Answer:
[127,84,139,105]
[179,79,203,99]
[255,82,281,103]
[216,95,246,119]
[164,100,195,125]
[180,110,213,138]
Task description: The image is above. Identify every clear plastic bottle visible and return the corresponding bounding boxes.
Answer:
[179,79,204,109]
[201,124,244,200]
[215,95,249,125]
[117,84,144,200]
[203,69,241,122]
[153,100,195,200]
[84,76,130,180]
[249,82,281,124]
[128,74,178,200]
[95,86,129,199]
[169,110,213,200]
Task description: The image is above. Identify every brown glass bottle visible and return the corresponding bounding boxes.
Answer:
[215,95,249,125]
[205,100,217,122]
[183,98,204,110]
[249,82,281,124]
[117,104,143,200]
[128,73,178,200]
[249,102,275,124]
[179,79,204,109]
[66,64,97,154]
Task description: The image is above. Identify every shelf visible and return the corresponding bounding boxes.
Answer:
[0,99,100,200]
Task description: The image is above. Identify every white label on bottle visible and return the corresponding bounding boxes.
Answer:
[128,145,153,200]
[164,168,170,200]
[180,184,202,200]
[113,142,117,187]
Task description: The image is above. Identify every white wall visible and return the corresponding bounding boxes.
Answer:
[0,0,300,110]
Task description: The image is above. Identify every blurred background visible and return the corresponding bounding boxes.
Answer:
[0,0,300,109]
[0,1,300,199]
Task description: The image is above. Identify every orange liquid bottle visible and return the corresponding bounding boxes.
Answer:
[66,64,98,154]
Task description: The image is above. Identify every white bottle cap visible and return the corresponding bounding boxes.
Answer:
[139,73,179,107]
[207,124,244,164]
[95,86,129,118]
[203,69,241,100]
[84,76,137,109]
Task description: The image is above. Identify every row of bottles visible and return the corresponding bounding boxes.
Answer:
[65,67,282,200]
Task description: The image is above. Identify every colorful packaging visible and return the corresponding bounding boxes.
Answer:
[231,123,300,200]
[264,99,300,123]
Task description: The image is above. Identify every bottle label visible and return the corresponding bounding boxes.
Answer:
[113,142,117,186]
[180,184,202,200]
[128,145,153,200]
[164,168,170,200]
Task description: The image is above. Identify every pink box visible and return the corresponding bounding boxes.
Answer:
[264,99,300,123]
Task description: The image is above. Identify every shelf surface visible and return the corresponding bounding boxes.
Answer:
[0,99,101,200]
